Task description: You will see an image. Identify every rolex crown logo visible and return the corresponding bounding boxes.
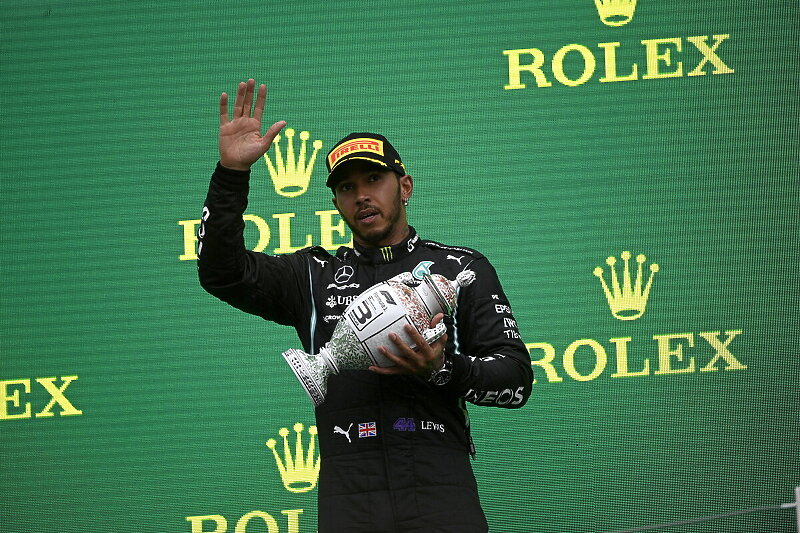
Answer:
[264,128,323,198]
[593,251,659,321]
[594,0,638,27]
[265,423,321,493]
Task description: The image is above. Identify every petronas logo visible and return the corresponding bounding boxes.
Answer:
[412,261,434,280]
[263,128,323,198]
[593,251,659,321]
[265,423,321,493]
[594,0,638,27]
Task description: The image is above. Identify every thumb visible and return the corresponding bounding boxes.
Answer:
[261,120,287,148]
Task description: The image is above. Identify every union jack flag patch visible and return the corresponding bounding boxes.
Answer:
[358,422,377,438]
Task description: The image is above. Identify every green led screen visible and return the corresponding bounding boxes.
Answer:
[1,1,798,532]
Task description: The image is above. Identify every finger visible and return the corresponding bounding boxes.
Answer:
[430,334,448,366]
[431,332,448,350]
[390,331,420,354]
[241,78,256,118]
[253,84,267,123]
[390,330,428,368]
[377,344,415,372]
[261,120,287,146]
[232,81,246,119]
[369,365,408,375]
[400,326,429,356]
[431,313,444,327]
[219,92,229,126]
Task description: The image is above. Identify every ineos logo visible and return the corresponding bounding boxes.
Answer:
[335,265,354,284]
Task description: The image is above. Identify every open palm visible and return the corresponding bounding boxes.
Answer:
[219,79,286,171]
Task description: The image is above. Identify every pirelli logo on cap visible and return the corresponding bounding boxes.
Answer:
[328,138,385,170]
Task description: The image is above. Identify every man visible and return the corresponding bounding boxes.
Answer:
[198,79,533,532]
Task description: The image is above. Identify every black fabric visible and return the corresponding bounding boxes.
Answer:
[198,163,533,532]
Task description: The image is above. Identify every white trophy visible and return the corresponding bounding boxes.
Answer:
[282,270,476,406]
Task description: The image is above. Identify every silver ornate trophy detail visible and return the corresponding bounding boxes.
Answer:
[283,269,476,406]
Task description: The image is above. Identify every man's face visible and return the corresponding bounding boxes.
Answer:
[331,160,413,248]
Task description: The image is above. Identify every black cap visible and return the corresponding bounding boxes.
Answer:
[325,132,407,187]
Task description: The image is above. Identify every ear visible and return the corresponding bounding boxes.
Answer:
[332,196,339,210]
[399,174,413,199]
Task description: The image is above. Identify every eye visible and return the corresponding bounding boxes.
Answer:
[368,173,382,182]
[338,182,354,193]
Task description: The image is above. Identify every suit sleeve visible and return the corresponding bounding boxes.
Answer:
[196,163,308,327]
[445,257,533,408]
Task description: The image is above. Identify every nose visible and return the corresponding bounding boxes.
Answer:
[354,185,370,204]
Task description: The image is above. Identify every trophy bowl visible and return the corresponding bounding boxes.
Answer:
[282,270,475,406]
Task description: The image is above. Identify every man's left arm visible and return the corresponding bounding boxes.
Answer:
[444,257,533,409]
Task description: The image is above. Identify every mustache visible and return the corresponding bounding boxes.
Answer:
[356,205,380,219]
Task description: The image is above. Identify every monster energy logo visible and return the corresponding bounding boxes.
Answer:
[380,246,393,262]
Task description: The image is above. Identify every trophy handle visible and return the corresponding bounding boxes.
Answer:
[390,271,422,287]
[422,322,447,345]
[422,274,453,315]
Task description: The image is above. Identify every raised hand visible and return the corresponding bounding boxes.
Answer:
[219,79,286,171]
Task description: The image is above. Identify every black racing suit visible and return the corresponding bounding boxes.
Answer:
[198,163,533,532]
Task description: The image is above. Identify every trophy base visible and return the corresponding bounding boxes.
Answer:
[282,348,329,407]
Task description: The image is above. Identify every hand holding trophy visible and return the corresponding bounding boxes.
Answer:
[283,270,476,406]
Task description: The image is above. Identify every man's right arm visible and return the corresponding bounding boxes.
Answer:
[197,163,304,326]
[196,80,301,326]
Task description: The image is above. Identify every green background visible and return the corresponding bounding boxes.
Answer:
[1,1,797,532]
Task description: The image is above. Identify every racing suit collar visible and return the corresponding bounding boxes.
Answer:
[352,226,419,264]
